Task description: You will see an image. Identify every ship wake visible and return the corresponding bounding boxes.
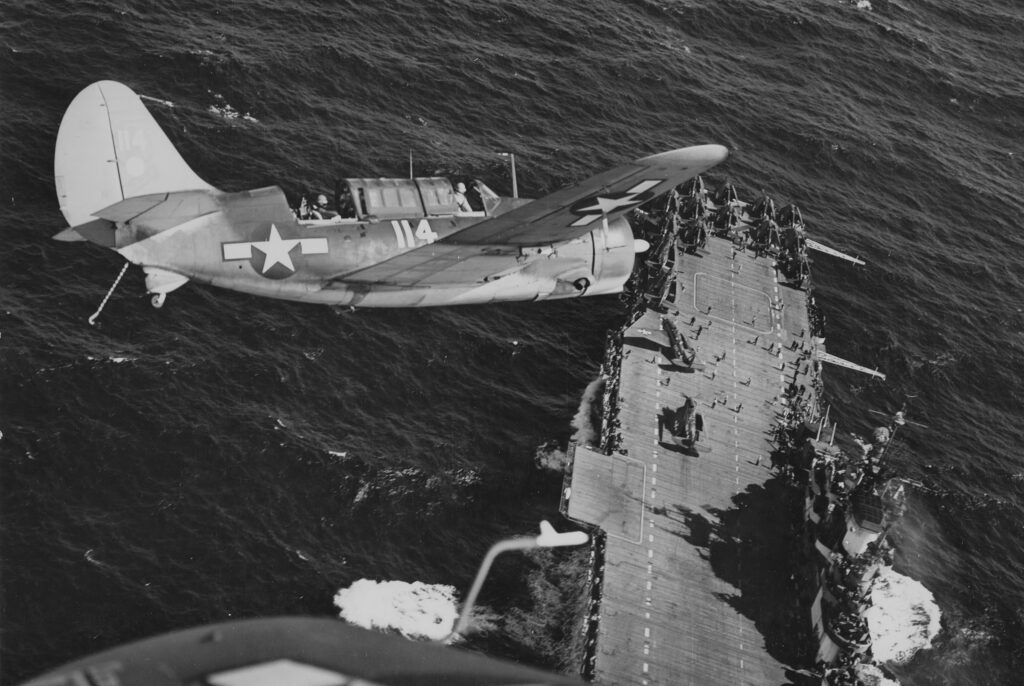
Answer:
[334,579,460,641]
[865,566,942,665]
[571,377,605,448]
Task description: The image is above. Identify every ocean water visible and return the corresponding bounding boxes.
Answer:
[1,0,1022,683]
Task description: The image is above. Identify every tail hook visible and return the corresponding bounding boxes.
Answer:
[88,261,130,326]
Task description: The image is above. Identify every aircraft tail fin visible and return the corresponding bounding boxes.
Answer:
[54,81,215,228]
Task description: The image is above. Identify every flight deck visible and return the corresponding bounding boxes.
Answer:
[565,227,821,685]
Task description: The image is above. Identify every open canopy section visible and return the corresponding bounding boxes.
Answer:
[293,177,495,223]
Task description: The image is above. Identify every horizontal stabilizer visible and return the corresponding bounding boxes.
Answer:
[54,218,117,247]
[94,190,220,224]
[817,351,886,380]
[53,226,87,242]
[805,239,865,266]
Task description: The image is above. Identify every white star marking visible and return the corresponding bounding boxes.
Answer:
[252,224,300,273]
[575,194,645,215]
[222,225,329,275]
[570,179,663,227]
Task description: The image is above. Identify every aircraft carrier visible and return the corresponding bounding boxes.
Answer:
[560,182,907,685]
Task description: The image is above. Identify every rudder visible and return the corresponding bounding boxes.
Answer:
[54,81,215,227]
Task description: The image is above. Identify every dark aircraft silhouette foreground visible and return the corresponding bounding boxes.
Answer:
[20,617,581,686]
[54,81,727,311]
[20,523,588,686]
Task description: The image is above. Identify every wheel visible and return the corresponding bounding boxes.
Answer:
[151,293,166,308]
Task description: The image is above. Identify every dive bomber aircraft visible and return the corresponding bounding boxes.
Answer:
[54,81,728,310]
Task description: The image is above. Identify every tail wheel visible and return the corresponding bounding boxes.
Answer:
[151,293,167,309]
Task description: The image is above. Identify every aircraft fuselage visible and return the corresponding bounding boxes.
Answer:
[105,186,638,308]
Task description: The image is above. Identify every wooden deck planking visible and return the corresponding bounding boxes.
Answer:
[568,238,813,685]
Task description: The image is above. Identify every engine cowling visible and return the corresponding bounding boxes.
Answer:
[545,216,647,299]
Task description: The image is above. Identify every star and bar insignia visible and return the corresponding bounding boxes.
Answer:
[568,179,663,227]
[222,224,328,280]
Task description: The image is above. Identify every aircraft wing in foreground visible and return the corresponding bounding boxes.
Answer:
[21,522,590,686]
[54,81,728,311]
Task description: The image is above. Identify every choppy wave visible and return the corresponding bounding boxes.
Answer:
[2,0,1023,683]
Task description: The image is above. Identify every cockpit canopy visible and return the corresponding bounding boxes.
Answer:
[344,177,449,219]
[343,177,497,220]
[295,178,504,224]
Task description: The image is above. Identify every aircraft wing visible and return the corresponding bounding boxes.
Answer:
[817,351,886,380]
[805,238,865,266]
[339,145,728,286]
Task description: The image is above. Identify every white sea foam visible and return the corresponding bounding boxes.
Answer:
[865,566,941,664]
[852,663,899,686]
[571,377,604,447]
[534,444,567,471]
[85,355,137,364]
[207,92,258,123]
[334,579,460,641]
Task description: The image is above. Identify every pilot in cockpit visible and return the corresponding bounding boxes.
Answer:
[311,194,339,220]
[453,182,472,213]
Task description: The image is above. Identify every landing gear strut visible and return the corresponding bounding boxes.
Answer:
[151,293,167,309]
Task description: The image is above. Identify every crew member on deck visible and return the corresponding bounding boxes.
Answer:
[453,182,472,212]
[311,194,338,220]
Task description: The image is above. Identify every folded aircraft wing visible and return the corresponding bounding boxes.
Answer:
[805,238,865,266]
[817,351,886,380]
[339,145,728,286]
